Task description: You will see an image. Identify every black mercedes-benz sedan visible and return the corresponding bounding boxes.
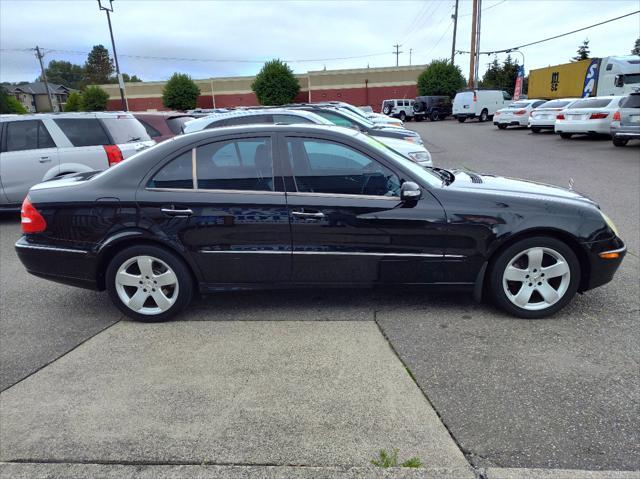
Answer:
[15,124,625,321]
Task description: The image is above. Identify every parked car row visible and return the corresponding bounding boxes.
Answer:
[493,92,639,147]
[0,101,432,210]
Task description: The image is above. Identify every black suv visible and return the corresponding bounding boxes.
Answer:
[413,96,452,122]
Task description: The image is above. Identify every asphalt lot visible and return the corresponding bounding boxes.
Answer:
[1,119,638,474]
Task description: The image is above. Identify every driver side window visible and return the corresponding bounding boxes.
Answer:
[286,137,400,197]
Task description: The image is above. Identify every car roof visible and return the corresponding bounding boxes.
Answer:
[183,108,327,131]
[0,111,137,122]
[132,111,193,118]
[179,122,356,140]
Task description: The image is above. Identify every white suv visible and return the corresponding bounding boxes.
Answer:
[0,112,154,209]
[381,99,414,122]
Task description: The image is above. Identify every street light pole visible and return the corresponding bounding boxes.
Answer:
[98,0,127,111]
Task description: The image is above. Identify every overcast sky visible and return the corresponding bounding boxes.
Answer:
[1,0,638,84]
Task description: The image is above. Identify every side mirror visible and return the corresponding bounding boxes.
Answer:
[400,181,421,202]
[614,75,624,88]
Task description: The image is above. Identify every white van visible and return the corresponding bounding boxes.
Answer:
[453,89,512,122]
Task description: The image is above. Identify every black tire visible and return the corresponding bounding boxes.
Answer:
[430,111,439,121]
[382,106,391,115]
[531,127,541,133]
[457,117,466,123]
[560,133,573,139]
[488,236,580,319]
[106,244,194,322]
[612,137,628,147]
[399,111,406,122]
[479,109,489,122]
[497,124,508,130]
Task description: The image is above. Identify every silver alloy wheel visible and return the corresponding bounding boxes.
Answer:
[115,255,179,315]
[502,247,571,311]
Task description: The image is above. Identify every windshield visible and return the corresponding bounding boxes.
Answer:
[539,100,573,109]
[101,117,151,143]
[338,104,369,119]
[360,134,443,188]
[166,116,194,134]
[570,98,615,109]
[334,108,374,128]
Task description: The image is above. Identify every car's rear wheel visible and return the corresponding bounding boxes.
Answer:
[531,127,541,133]
[106,245,193,322]
[612,137,628,147]
[560,133,573,139]
[430,111,439,121]
[497,124,508,130]
[479,109,489,122]
[489,236,580,319]
[457,117,466,123]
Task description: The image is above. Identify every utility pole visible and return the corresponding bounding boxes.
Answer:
[474,0,482,89]
[393,44,403,67]
[409,48,413,66]
[98,0,127,111]
[35,46,54,112]
[451,0,459,65]
[468,0,478,88]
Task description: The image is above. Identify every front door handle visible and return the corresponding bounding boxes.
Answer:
[161,207,193,217]
[291,210,325,219]
[39,156,52,163]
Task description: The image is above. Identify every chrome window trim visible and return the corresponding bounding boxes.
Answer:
[286,192,400,201]
[191,147,198,189]
[145,187,285,196]
[15,242,88,254]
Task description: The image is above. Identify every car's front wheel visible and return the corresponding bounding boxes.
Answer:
[106,245,193,322]
[399,111,407,122]
[489,237,580,319]
[612,137,628,147]
[531,127,541,133]
[479,109,489,122]
[560,133,573,139]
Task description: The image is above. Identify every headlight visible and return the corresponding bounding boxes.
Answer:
[408,151,432,164]
[600,211,619,236]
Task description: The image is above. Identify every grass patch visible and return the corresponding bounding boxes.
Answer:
[371,448,422,468]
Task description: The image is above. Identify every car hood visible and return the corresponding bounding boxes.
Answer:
[447,170,596,206]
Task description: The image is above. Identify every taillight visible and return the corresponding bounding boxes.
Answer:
[589,112,608,120]
[514,109,526,115]
[103,144,124,167]
[556,113,565,120]
[612,111,621,121]
[21,196,47,234]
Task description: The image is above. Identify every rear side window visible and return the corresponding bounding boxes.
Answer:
[54,118,110,146]
[101,118,151,143]
[148,150,193,189]
[273,114,313,124]
[539,100,572,109]
[5,120,55,152]
[621,94,640,108]
[223,115,273,127]
[571,98,615,109]
[196,137,273,191]
[166,116,193,134]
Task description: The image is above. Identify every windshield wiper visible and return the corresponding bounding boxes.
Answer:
[430,167,454,185]
[127,136,142,143]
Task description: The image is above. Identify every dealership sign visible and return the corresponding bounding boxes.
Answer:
[513,65,525,101]
[582,59,601,97]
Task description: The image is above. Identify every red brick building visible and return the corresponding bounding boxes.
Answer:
[101,65,424,112]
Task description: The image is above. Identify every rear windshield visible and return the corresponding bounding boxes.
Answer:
[166,116,194,134]
[101,117,151,143]
[507,102,529,108]
[539,100,573,109]
[570,98,614,109]
[621,94,640,108]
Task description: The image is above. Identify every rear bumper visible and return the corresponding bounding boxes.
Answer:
[581,237,626,291]
[611,125,640,140]
[494,119,525,127]
[15,236,99,290]
[555,120,611,135]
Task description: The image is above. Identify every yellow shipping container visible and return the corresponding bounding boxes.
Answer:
[528,60,592,99]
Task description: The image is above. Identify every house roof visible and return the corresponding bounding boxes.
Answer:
[9,82,72,95]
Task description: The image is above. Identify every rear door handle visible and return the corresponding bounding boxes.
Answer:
[39,156,52,163]
[161,207,193,217]
[291,211,325,219]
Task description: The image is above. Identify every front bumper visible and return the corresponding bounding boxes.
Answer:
[581,236,626,291]
[15,236,99,290]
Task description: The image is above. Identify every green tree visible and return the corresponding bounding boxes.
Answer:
[632,38,640,56]
[81,85,109,111]
[162,73,200,110]
[85,45,114,85]
[64,91,83,112]
[572,39,590,62]
[0,88,27,114]
[110,73,143,84]
[480,55,521,96]
[40,60,85,89]
[251,59,300,105]
[417,59,466,99]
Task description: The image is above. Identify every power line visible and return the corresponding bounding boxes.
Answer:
[459,0,506,17]
[457,9,640,55]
